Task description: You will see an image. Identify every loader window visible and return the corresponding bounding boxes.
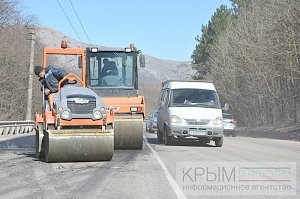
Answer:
[124,56,134,86]
[87,51,136,88]
[89,56,100,86]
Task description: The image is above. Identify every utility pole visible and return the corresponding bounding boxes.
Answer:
[26,27,35,121]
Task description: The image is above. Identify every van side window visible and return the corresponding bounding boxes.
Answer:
[159,90,170,108]
[158,90,166,109]
[160,90,166,102]
[163,90,170,107]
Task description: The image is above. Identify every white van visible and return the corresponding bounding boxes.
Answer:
[157,80,227,147]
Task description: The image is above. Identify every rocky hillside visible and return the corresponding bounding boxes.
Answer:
[36,26,195,115]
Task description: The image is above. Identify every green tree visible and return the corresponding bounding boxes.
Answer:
[191,5,234,79]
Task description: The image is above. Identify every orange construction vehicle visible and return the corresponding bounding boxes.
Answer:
[85,44,146,149]
[35,42,114,162]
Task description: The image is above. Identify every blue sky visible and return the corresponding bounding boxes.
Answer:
[23,0,232,61]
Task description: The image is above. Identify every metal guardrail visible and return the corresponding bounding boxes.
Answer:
[0,121,35,136]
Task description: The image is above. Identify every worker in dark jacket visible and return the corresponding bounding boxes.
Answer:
[101,58,118,77]
[34,65,68,111]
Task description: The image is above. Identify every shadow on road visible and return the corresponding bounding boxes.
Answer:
[0,134,37,161]
[0,134,35,150]
[146,137,215,147]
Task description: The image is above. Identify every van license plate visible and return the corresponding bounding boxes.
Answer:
[189,131,206,136]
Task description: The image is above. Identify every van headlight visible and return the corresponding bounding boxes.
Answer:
[61,110,71,119]
[213,116,222,125]
[171,115,182,124]
[93,110,102,119]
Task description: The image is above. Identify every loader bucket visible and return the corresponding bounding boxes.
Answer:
[42,129,114,162]
[114,114,143,149]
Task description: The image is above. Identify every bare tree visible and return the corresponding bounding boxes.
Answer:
[0,0,43,120]
[206,0,300,127]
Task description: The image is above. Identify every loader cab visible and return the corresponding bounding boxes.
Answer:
[86,45,144,97]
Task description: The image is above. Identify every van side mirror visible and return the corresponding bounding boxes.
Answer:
[159,101,164,109]
[139,55,145,68]
[223,103,229,111]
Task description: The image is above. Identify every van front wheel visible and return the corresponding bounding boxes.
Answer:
[164,134,172,145]
[164,125,172,145]
[215,136,223,147]
[157,130,163,143]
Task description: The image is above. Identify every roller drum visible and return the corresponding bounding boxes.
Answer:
[44,129,114,162]
[114,114,143,149]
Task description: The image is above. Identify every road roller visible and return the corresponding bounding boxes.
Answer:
[85,44,146,149]
[35,43,114,162]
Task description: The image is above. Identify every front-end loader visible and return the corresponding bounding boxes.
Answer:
[35,42,114,162]
[85,44,145,149]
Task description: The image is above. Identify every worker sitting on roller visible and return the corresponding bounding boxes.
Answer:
[101,58,118,77]
[34,65,68,111]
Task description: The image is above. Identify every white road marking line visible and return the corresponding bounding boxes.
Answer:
[144,136,187,199]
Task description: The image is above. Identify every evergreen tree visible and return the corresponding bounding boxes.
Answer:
[191,5,234,79]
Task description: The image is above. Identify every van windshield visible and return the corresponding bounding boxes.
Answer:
[170,89,220,108]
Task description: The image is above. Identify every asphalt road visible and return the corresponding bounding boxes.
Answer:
[0,130,299,199]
